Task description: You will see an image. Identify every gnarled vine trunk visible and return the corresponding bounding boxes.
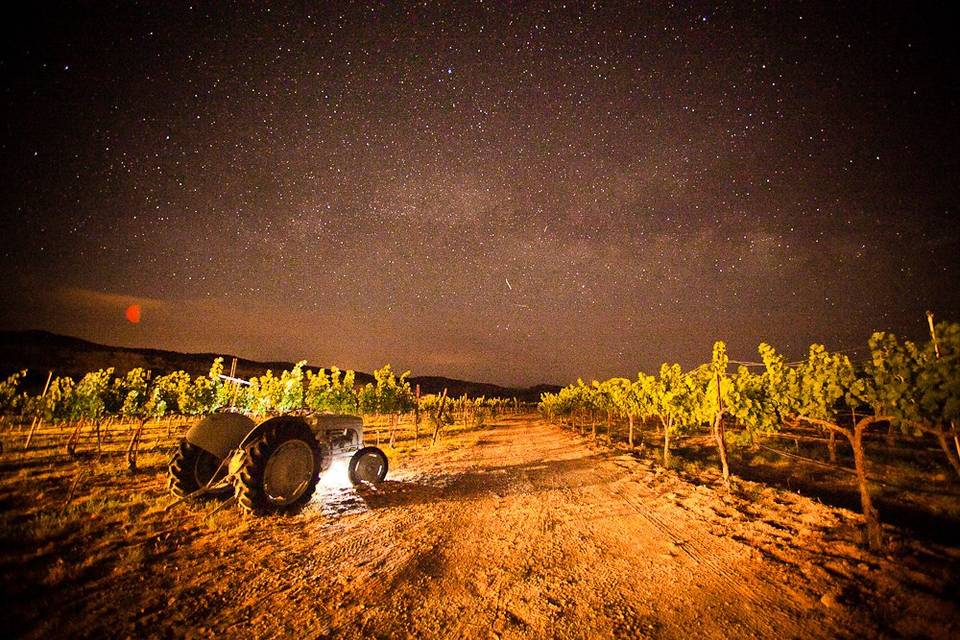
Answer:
[660,415,672,467]
[850,419,882,550]
[388,413,400,447]
[126,417,147,472]
[413,385,421,444]
[802,414,888,551]
[66,419,84,456]
[431,389,448,447]
[934,430,960,479]
[711,373,730,487]
[711,413,730,487]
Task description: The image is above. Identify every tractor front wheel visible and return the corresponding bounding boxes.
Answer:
[348,446,389,485]
[235,418,322,516]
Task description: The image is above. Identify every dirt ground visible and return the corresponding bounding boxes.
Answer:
[1,414,959,639]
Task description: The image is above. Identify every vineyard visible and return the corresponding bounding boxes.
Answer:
[0,358,516,467]
[0,322,958,637]
[539,317,960,551]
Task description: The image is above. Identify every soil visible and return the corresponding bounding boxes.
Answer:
[1,414,959,638]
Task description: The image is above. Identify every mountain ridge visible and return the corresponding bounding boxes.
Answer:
[0,330,559,402]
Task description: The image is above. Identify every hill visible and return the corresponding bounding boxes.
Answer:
[0,330,558,402]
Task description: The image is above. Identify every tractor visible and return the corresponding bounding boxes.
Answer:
[167,412,388,515]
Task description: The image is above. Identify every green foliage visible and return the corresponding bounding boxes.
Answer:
[654,363,703,437]
[840,332,915,435]
[74,368,114,422]
[357,381,377,415]
[278,360,307,413]
[420,393,454,427]
[483,397,509,416]
[152,370,192,416]
[305,366,359,414]
[847,324,960,436]
[630,372,657,419]
[592,377,631,416]
[540,378,594,423]
[246,369,281,415]
[912,322,960,428]
[358,365,415,416]
[114,368,166,420]
[0,370,27,415]
[35,376,78,422]
[703,341,730,420]
[726,365,778,445]
[761,343,854,425]
[179,361,221,416]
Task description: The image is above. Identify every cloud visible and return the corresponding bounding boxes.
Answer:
[56,287,168,312]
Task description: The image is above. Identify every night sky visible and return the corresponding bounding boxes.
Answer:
[1,2,958,386]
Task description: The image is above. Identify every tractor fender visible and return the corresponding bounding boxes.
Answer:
[185,413,257,460]
[237,415,314,451]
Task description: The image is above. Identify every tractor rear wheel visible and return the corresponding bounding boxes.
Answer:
[168,439,230,498]
[348,446,389,485]
[235,418,322,515]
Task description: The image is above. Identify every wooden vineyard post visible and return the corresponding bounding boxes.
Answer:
[24,370,53,451]
[431,388,448,447]
[229,357,240,408]
[413,384,421,444]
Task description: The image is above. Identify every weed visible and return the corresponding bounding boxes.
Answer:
[116,544,146,571]
[43,558,73,586]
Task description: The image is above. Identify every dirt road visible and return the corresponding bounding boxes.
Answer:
[7,415,959,638]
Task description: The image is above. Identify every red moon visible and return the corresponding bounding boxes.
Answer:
[125,304,141,324]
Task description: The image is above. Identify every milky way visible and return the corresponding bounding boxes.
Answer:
[1,2,958,385]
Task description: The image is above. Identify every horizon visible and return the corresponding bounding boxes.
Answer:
[3,317,947,391]
[0,328,561,389]
[2,3,958,387]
